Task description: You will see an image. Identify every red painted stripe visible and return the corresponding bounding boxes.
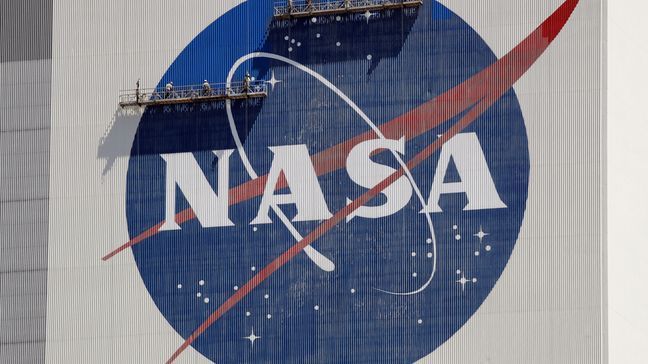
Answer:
[102,209,196,261]
[165,1,580,361]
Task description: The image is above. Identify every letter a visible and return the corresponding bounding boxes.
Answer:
[252,145,333,224]
[421,133,506,213]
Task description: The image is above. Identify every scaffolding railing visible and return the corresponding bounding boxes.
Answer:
[118,81,268,107]
[273,0,422,19]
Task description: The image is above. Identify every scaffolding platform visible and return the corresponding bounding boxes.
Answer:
[118,81,268,107]
[273,0,423,20]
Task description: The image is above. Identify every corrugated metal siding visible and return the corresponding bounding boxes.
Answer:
[0,1,52,362]
[0,59,52,364]
[0,0,53,62]
[1,0,610,363]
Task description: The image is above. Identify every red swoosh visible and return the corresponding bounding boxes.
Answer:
[163,0,579,362]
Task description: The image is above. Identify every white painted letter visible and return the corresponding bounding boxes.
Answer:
[160,150,235,231]
[252,145,332,224]
[345,137,413,221]
[422,133,506,213]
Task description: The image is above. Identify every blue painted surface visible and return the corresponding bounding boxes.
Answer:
[126,1,529,362]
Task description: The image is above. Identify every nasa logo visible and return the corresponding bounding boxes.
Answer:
[158,133,506,231]
[104,0,578,362]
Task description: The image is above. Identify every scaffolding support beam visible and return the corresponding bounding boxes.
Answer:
[118,81,268,108]
[274,0,422,20]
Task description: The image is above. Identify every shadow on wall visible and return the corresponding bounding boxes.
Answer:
[97,107,143,177]
[98,99,263,176]
[258,6,421,76]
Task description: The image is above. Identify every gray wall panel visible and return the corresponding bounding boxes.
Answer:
[0,270,48,298]
[0,223,48,250]
[0,0,53,62]
[0,129,51,153]
[1,240,49,274]
[0,269,47,360]
[1,60,52,132]
[0,342,46,364]
[0,199,49,226]
[0,152,50,201]
[0,57,51,364]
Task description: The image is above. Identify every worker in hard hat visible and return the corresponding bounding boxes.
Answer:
[202,80,211,96]
[165,81,174,98]
[136,79,141,104]
[243,73,252,94]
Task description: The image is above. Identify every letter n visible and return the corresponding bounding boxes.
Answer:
[159,150,235,231]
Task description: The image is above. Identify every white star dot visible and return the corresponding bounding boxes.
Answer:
[367,54,373,60]
[427,252,433,258]
[266,314,272,319]
[314,305,320,311]
[457,275,469,291]
[199,280,205,286]
[456,273,477,292]
[316,33,321,38]
[362,10,375,24]
[246,311,251,317]
[417,319,423,324]
[243,327,261,348]
[351,288,356,294]
[485,245,492,252]
[412,272,418,278]
[253,226,258,232]
[266,71,282,91]
[297,42,301,47]
[234,286,239,291]
[251,266,256,271]
[291,39,295,44]
[474,226,490,243]
[204,298,210,303]
[311,17,317,23]
[336,42,341,47]
[336,16,341,21]
[177,284,182,289]
[284,35,289,40]
[264,294,269,299]
[411,252,417,257]
[475,251,480,256]
[455,234,461,240]
[426,238,432,244]
[453,225,458,230]
[288,47,293,52]
[197,292,202,298]
[456,269,461,275]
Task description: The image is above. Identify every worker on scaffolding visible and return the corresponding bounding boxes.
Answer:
[243,72,252,94]
[135,79,141,104]
[164,81,174,99]
[202,80,211,96]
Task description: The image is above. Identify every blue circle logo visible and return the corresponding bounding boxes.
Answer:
[125,1,529,362]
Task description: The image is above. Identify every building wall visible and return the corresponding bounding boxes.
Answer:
[1,0,606,363]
